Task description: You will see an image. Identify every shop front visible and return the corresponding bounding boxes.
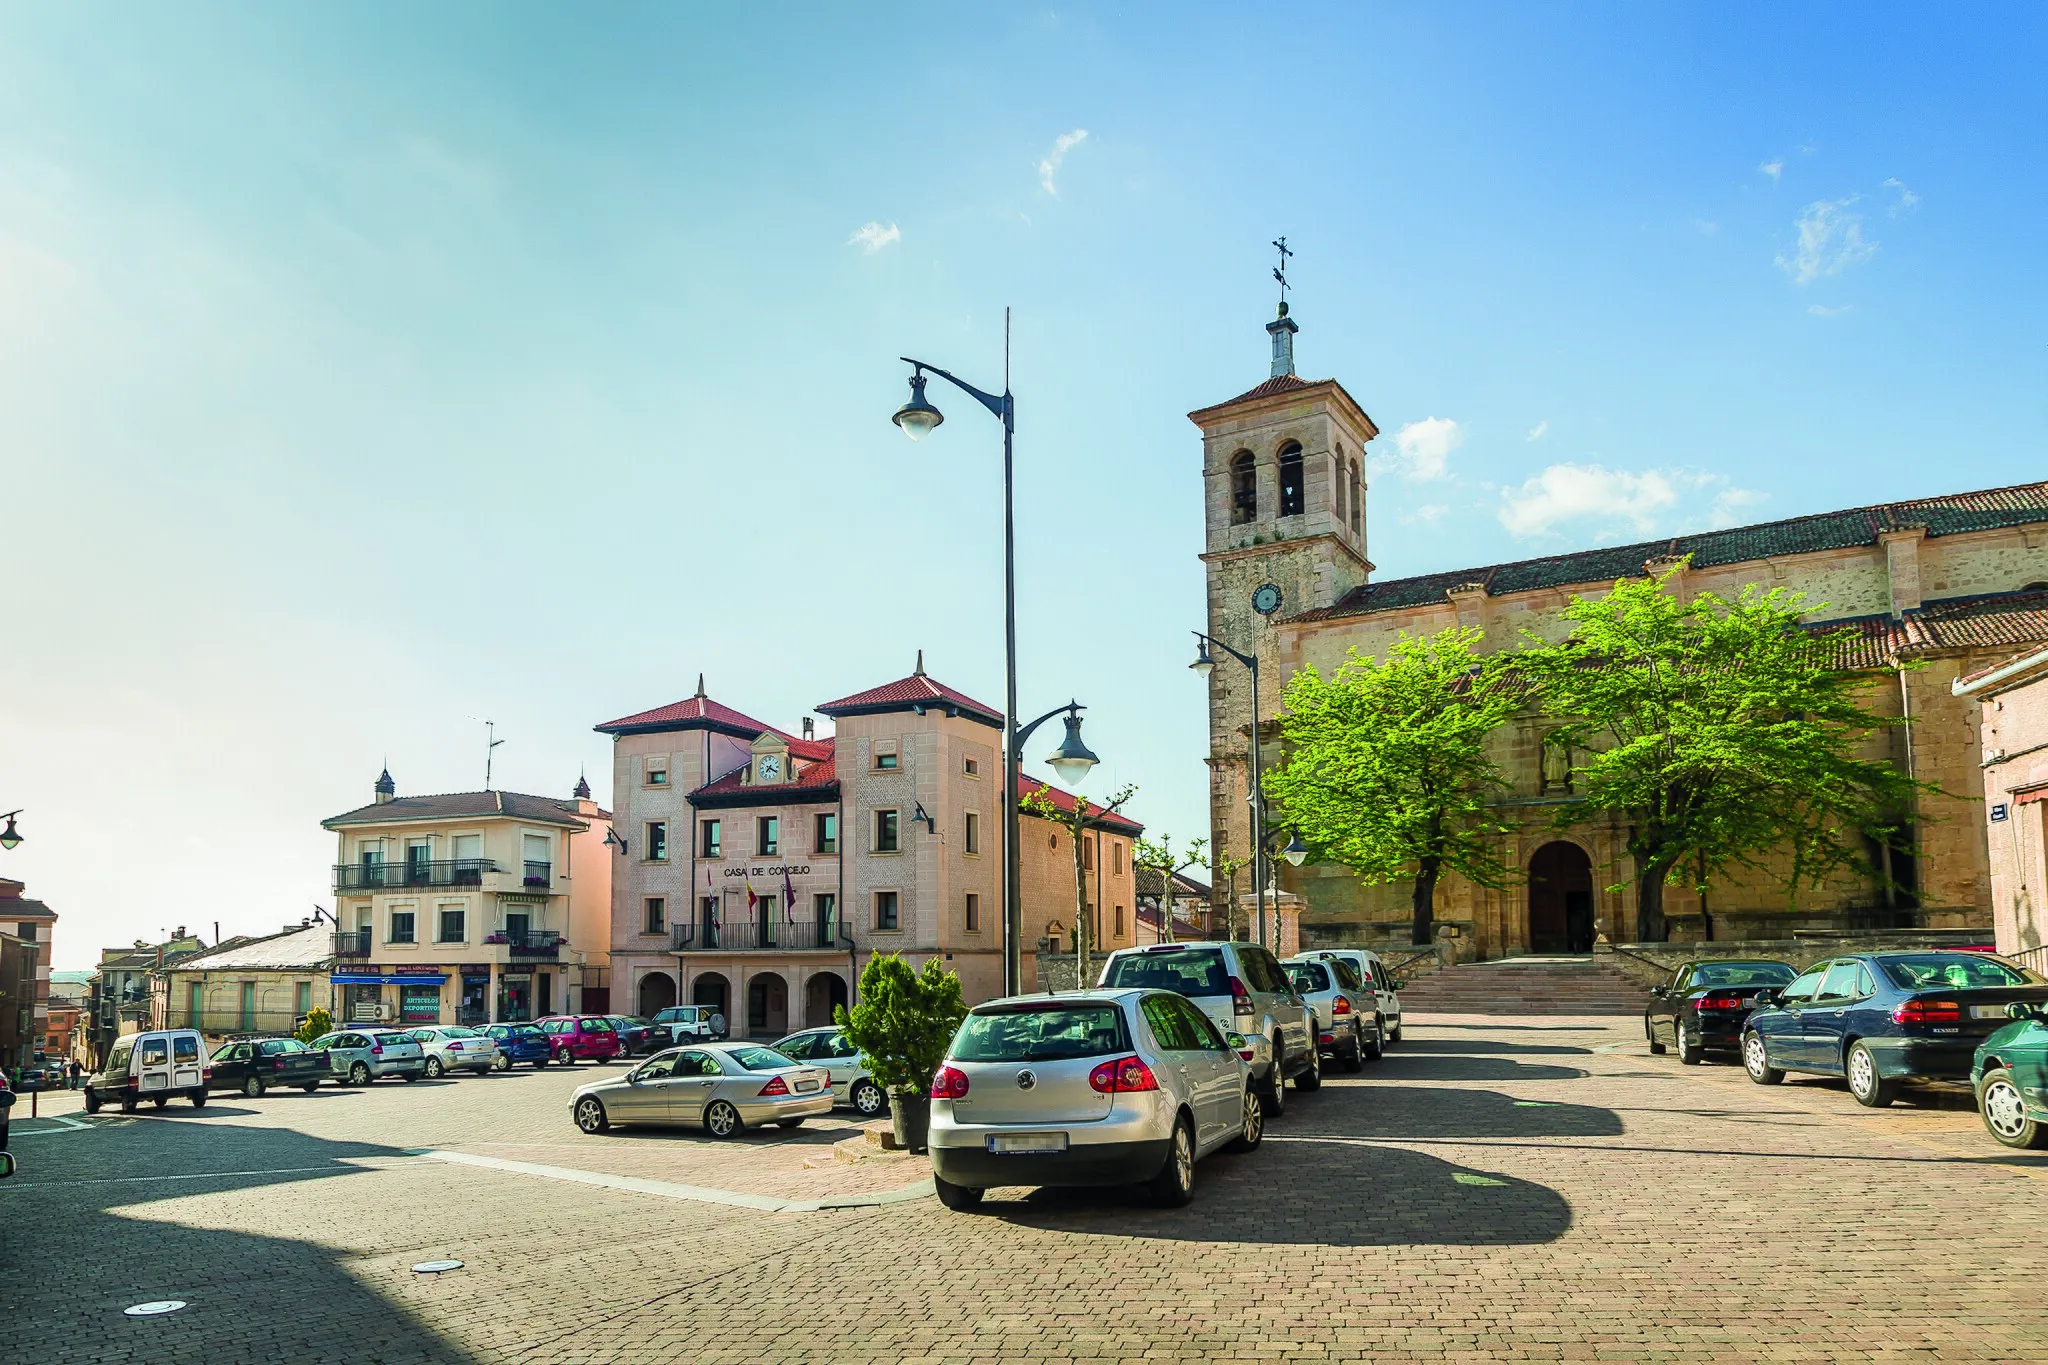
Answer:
[332,971,451,1026]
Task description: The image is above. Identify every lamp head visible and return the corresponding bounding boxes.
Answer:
[891,371,944,441]
[1189,638,1215,678]
[1282,829,1308,867]
[1045,710,1099,788]
[0,811,19,852]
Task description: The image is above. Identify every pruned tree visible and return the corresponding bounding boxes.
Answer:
[1022,782,1137,986]
[1519,562,1931,942]
[1263,626,1521,946]
[1134,834,1207,943]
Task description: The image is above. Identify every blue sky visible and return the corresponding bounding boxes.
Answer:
[5,5,2043,966]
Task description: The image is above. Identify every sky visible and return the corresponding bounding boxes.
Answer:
[4,5,2044,967]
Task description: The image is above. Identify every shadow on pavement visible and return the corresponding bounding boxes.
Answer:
[1371,1054,1590,1082]
[1395,1039,1595,1057]
[1297,1083,1623,1140]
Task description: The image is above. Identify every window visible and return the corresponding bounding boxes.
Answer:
[964,757,979,776]
[451,833,482,868]
[1141,994,1203,1051]
[437,907,466,943]
[875,748,899,770]
[874,891,899,931]
[965,892,980,932]
[814,813,837,854]
[644,897,666,935]
[186,981,201,1026]
[1114,905,1125,938]
[239,981,257,1031]
[295,981,312,1015]
[814,893,837,938]
[645,758,669,786]
[1113,842,1123,874]
[701,819,721,857]
[1332,453,1347,526]
[874,809,900,853]
[1815,961,1866,1003]
[757,816,779,856]
[964,811,980,855]
[646,821,669,861]
[1083,838,1094,871]
[1350,459,1364,532]
[389,910,417,944]
[1229,450,1257,524]
[1278,442,1304,517]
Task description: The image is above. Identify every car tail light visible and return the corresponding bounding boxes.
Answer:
[930,1065,970,1099]
[371,1044,383,1055]
[1237,1046,1255,1061]
[1893,999,1962,1026]
[1697,994,1746,1011]
[1332,996,1352,1016]
[273,1059,287,1072]
[126,1075,138,1090]
[447,1042,464,1051]
[758,1075,790,1097]
[1088,1056,1160,1094]
[1229,977,1254,1018]
[1318,1031,1335,1045]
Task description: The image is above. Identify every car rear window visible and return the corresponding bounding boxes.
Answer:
[1882,954,2039,990]
[582,1019,615,1033]
[499,1025,542,1039]
[1101,949,1230,996]
[259,1039,308,1055]
[1692,962,1796,988]
[952,1003,1131,1062]
[1286,962,1332,993]
[726,1046,794,1072]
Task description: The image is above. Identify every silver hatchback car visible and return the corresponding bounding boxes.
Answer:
[927,988,1263,1211]
[770,1027,889,1118]
[1284,955,1382,1070]
[311,1029,426,1085]
[569,1043,833,1138]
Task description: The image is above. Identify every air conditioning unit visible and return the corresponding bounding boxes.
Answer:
[375,1002,395,1022]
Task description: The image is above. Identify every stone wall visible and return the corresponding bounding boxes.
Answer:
[1594,931,1995,988]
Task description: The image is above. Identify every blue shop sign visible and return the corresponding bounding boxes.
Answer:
[332,973,450,986]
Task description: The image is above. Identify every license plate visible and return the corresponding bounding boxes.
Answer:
[989,1132,1068,1154]
[795,1080,821,1092]
[1973,1005,2012,1019]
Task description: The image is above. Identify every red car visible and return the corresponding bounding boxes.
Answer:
[536,1015,622,1065]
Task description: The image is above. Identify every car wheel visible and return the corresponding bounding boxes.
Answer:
[400,1072,419,1083]
[1676,1021,1704,1066]
[83,1089,101,1114]
[1362,1025,1383,1062]
[574,1097,609,1134]
[1846,1042,1897,1108]
[300,1082,320,1093]
[492,1053,511,1073]
[1225,1085,1265,1153]
[934,1174,984,1211]
[1294,1037,1322,1092]
[1743,1032,1784,1086]
[1261,1042,1287,1119]
[1978,1066,2048,1149]
[534,1056,551,1068]
[119,1096,137,1114]
[776,1117,804,1130]
[1646,1015,1667,1055]
[850,1079,887,1118]
[1145,1116,1197,1208]
[1388,1018,1402,1043]
[425,1057,444,1079]
[556,1049,576,1067]
[349,1062,371,1087]
[152,1096,168,1109]
[1340,1029,1364,1072]
[241,1075,264,1098]
[189,1091,207,1109]
[704,1100,741,1139]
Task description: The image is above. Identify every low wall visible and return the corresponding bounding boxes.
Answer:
[1596,929,1996,987]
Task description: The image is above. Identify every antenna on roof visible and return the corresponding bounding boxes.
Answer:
[482,719,504,790]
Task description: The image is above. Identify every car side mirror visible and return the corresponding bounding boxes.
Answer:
[1650,985,1667,997]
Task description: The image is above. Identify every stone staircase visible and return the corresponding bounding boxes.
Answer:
[1395,955,1650,1016]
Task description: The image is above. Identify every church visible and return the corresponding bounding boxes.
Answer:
[1195,300,2048,959]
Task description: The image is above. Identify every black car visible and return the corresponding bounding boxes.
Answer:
[604,1016,663,1057]
[1744,951,2048,1106]
[1645,959,1796,1064]
[206,1037,330,1096]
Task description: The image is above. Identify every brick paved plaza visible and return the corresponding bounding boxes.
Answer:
[7,1015,2048,1364]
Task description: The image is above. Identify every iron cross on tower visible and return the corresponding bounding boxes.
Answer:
[1272,236,1292,307]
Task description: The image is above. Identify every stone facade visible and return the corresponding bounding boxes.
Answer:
[1957,646,2048,971]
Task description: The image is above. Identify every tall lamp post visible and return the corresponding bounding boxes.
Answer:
[892,317,1098,994]
[1189,632,1271,947]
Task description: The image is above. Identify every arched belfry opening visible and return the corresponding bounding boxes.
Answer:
[1277,442,1304,517]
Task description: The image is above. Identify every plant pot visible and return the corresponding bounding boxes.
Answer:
[890,1093,931,1153]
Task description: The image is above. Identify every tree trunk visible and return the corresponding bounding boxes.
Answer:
[1411,857,1440,946]
[1635,861,1670,944]
[1072,820,1090,987]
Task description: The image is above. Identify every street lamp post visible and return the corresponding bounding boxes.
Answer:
[1189,632,1269,948]
[0,810,22,852]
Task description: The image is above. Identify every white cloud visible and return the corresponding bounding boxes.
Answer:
[1759,159,1783,181]
[1498,463,1763,540]
[1037,129,1088,196]
[1384,416,1462,481]
[1525,419,1548,443]
[1403,503,1450,527]
[1775,196,1878,284]
[1882,177,1921,214]
[1806,303,1853,318]
[847,221,901,254]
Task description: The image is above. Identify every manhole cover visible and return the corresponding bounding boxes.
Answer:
[412,1260,464,1274]
[124,1301,188,1317]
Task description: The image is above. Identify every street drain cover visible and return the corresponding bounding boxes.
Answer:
[124,1301,187,1317]
[412,1260,464,1274]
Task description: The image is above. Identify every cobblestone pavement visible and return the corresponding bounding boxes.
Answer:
[8,1015,2048,1363]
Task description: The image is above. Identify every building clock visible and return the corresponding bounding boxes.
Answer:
[1251,582,1284,616]
[758,754,781,781]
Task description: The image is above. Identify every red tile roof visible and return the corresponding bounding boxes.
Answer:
[689,753,840,807]
[815,673,1004,727]
[1816,590,2048,669]
[784,734,834,763]
[1018,776,1144,836]
[1215,373,1314,406]
[594,693,780,737]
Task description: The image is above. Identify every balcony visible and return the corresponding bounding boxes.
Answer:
[482,929,562,960]
[334,859,496,893]
[672,920,852,953]
[332,929,373,960]
[521,861,552,889]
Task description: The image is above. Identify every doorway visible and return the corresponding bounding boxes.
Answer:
[803,972,848,1029]
[1527,842,1594,954]
[692,972,731,1019]
[637,970,678,1017]
[746,972,788,1037]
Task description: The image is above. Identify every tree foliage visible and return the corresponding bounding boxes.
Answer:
[1264,626,1521,945]
[1519,563,1929,942]
[834,954,966,1097]
[294,1006,332,1045]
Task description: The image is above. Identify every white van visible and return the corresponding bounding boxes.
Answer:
[84,1029,211,1113]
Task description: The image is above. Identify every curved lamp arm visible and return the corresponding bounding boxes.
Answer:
[901,356,1010,424]
[1194,631,1258,674]
[1010,700,1082,759]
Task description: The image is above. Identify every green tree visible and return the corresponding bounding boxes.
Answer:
[294,1005,332,1045]
[1020,782,1136,985]
[1264,626,1520,946]
[834,954,966,1098]
[1134,833,1207,944]
[1520,563,1929,942]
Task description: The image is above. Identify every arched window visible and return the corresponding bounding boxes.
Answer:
[1278,442,1304,518]
[1331,448,1347,526]
[1229,451,1256,524]
[1349,458,1364,532]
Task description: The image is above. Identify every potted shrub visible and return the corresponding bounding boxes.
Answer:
[835,954,965,1153]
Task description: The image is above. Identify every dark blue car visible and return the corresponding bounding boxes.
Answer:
[1742,951,2048,1107]
[482,1023,554,1071]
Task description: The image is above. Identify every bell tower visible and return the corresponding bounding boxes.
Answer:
[1189,295,1377,916]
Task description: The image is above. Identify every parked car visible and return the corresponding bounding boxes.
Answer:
[1645,959,1797,1064]
[569,1042,833,1137]
[482,1023,554,1070]
[206,1037,329,1096]
[1097,940,1316,1116]
[1295,949,1405,1044]
[537,1015,623,1065]
[1743,952,2048,1106]
[652,1004,728,1045]
[410,1026,500,1078]
[310,1029,427,1085]
[927,988,1262,1211]
[1283,955,1382,1069]
[770,1026,889,1118]
[84,1030,211,1113]
[604,1015,664,1057]
[1973,1002,2048,1149]
[0,1070,12,1151]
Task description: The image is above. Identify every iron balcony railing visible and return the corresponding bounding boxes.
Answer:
[333,859,497,892]
[332,929,374,960]
[482,929,562,959]
[521,861,552,888]
[671,920,852,953]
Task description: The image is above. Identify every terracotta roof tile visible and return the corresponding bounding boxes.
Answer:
[594,693,781,737]
[689,754,840,807]
[1018,776,1144,836]
[815,673,1003,727]
[1814,590,2048,668]
[323,790,598,828]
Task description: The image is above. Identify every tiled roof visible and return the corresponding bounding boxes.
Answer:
[170,923,334,973]
[1292,480,2048,623]
[1815,590,2048,668]
[1136,868,1213,899]
[594,693,781,737]
[1214,373,1314,407]
[1957,645,2048,689]
[323,790,596,829]
[1018,776,1145,836]
[815,673,1004,728]
[688,754,841,808]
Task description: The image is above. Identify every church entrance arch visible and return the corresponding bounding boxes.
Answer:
[1527,842,1594,955]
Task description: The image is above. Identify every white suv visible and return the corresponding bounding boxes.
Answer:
[1097,941,1318,1116]
[1297,949,1405,1044]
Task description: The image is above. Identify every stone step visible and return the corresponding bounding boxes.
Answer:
[1394,957,1651,1016]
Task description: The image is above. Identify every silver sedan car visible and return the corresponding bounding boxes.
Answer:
[769,1027,889,1119]
[1283,956,1382,1070]
[927,988,1262,1211]
[569,1043,833,1139]
[409,1026,500,1078]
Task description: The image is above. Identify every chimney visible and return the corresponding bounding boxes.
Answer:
[374,766,396,804]
[802,716,815,741]
[175,926,187,940]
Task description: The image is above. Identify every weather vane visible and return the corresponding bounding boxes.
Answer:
[1272,235,1293,307]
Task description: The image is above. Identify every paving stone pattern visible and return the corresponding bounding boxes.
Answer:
[6,1015,2047,1363]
